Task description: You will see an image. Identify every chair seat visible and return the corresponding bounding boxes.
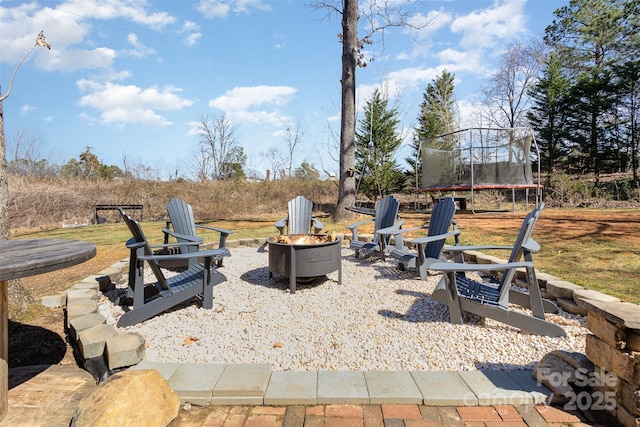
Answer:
[455,275,504,309]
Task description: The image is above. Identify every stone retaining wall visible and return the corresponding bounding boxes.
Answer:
[459,249,639,427]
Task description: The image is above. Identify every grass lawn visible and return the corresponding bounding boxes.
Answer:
[12,207,640,307]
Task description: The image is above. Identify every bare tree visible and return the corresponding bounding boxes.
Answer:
[0,32,51,318]
[196,114,241,180]
[312,1,429,220]
[190,145,212,182]
[264,146,286,180]
[7,129,45,176]
[481,41,545,128]
[284,121,303,177]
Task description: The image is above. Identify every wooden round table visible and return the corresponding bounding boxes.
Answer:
[0,239,96,420]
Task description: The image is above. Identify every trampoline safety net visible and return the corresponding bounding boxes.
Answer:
[420,127,538,189]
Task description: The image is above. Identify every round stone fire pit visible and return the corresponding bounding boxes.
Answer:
[268,234,342,294]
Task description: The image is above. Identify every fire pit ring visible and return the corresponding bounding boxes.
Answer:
[268,234,342,294]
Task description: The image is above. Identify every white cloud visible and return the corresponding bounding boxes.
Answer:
[210,85,297,111]
[20,105,38,116]
[196,0,271,18]
[179,21,202,47]
[0,0,173,72]
[77,80,193,127]
[124,33,156,58]
[451,0,528,50]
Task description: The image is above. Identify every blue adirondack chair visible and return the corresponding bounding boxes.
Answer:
[275,196,324,235]
[346,195,402,259]
[117,207,228,327]
[380,197,460,280]
[161,197,234,269]
[430,203,566,337]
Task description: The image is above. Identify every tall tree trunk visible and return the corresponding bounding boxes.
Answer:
[334,0,358,222]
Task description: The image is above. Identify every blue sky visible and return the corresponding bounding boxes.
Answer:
[0,0,566,179]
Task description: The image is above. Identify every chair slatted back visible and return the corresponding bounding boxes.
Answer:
[118,207,169,290]
[495,203,544,307]
[423,197,457,258]
[167,197,198,254]
[374,195,400,244]
[287,196,314,235]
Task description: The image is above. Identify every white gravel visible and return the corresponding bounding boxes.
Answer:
[98,246,588,372]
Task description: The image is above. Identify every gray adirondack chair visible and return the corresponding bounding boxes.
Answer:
[275,196,324,235]
[346,195,402,259]
[430,203,566,337]
[380,197,460,280]
[117,207,228,327]
[161,197,234,269]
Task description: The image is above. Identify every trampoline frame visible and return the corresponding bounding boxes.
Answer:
[415,127,542,213]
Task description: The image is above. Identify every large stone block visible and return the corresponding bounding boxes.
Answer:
[105,333,145,370]
[69,313,107,341]
[577,299,640,330]
[546,280,584,300]
[630,333,640,353]
[71,369,179,427]
[620,380,640,416]
[78,324,116,360]
[586,334,640,385]
[588,311,628,350]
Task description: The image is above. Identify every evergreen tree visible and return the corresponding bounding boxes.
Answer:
[544,0,640,180]
[355,88,404,200]
[527,51,573,181]
[407,70,457,189]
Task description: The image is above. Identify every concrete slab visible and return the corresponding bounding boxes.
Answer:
[459,370,534,405]
[211,363,271,404]
[364,371,422,404]
[317,371,369,404]
[504,369,552,404]
[411,371,478,406]
[168,363,225,406]
[128,361,181,380]
[39,294,64,308]
[264,371,317,405]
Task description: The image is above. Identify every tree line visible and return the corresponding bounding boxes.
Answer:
[351,0,639,200]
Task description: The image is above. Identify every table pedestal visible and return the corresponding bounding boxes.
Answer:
[1,281,6,419]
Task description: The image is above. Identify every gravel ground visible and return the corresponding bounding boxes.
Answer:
[98,246,588,372]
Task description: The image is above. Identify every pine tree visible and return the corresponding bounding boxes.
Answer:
[527,51,573,181]
[407,70,457,189]
[355,88,404,200]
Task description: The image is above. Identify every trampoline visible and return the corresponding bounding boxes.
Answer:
[416,127,542,212]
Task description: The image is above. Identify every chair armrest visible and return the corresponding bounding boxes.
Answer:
[376,224,403,236]
[345,218,373,230]
[161,229,204,244]
[430,260,533,273]
[275,218,287,235]
[389,225,429,235]
[195,224,235,236]
[411,229,461,246]
[311,217,324,233]
[443,244,514,253]
[140,247,231,263]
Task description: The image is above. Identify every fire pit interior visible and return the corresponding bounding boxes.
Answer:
[268,233,342,294]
